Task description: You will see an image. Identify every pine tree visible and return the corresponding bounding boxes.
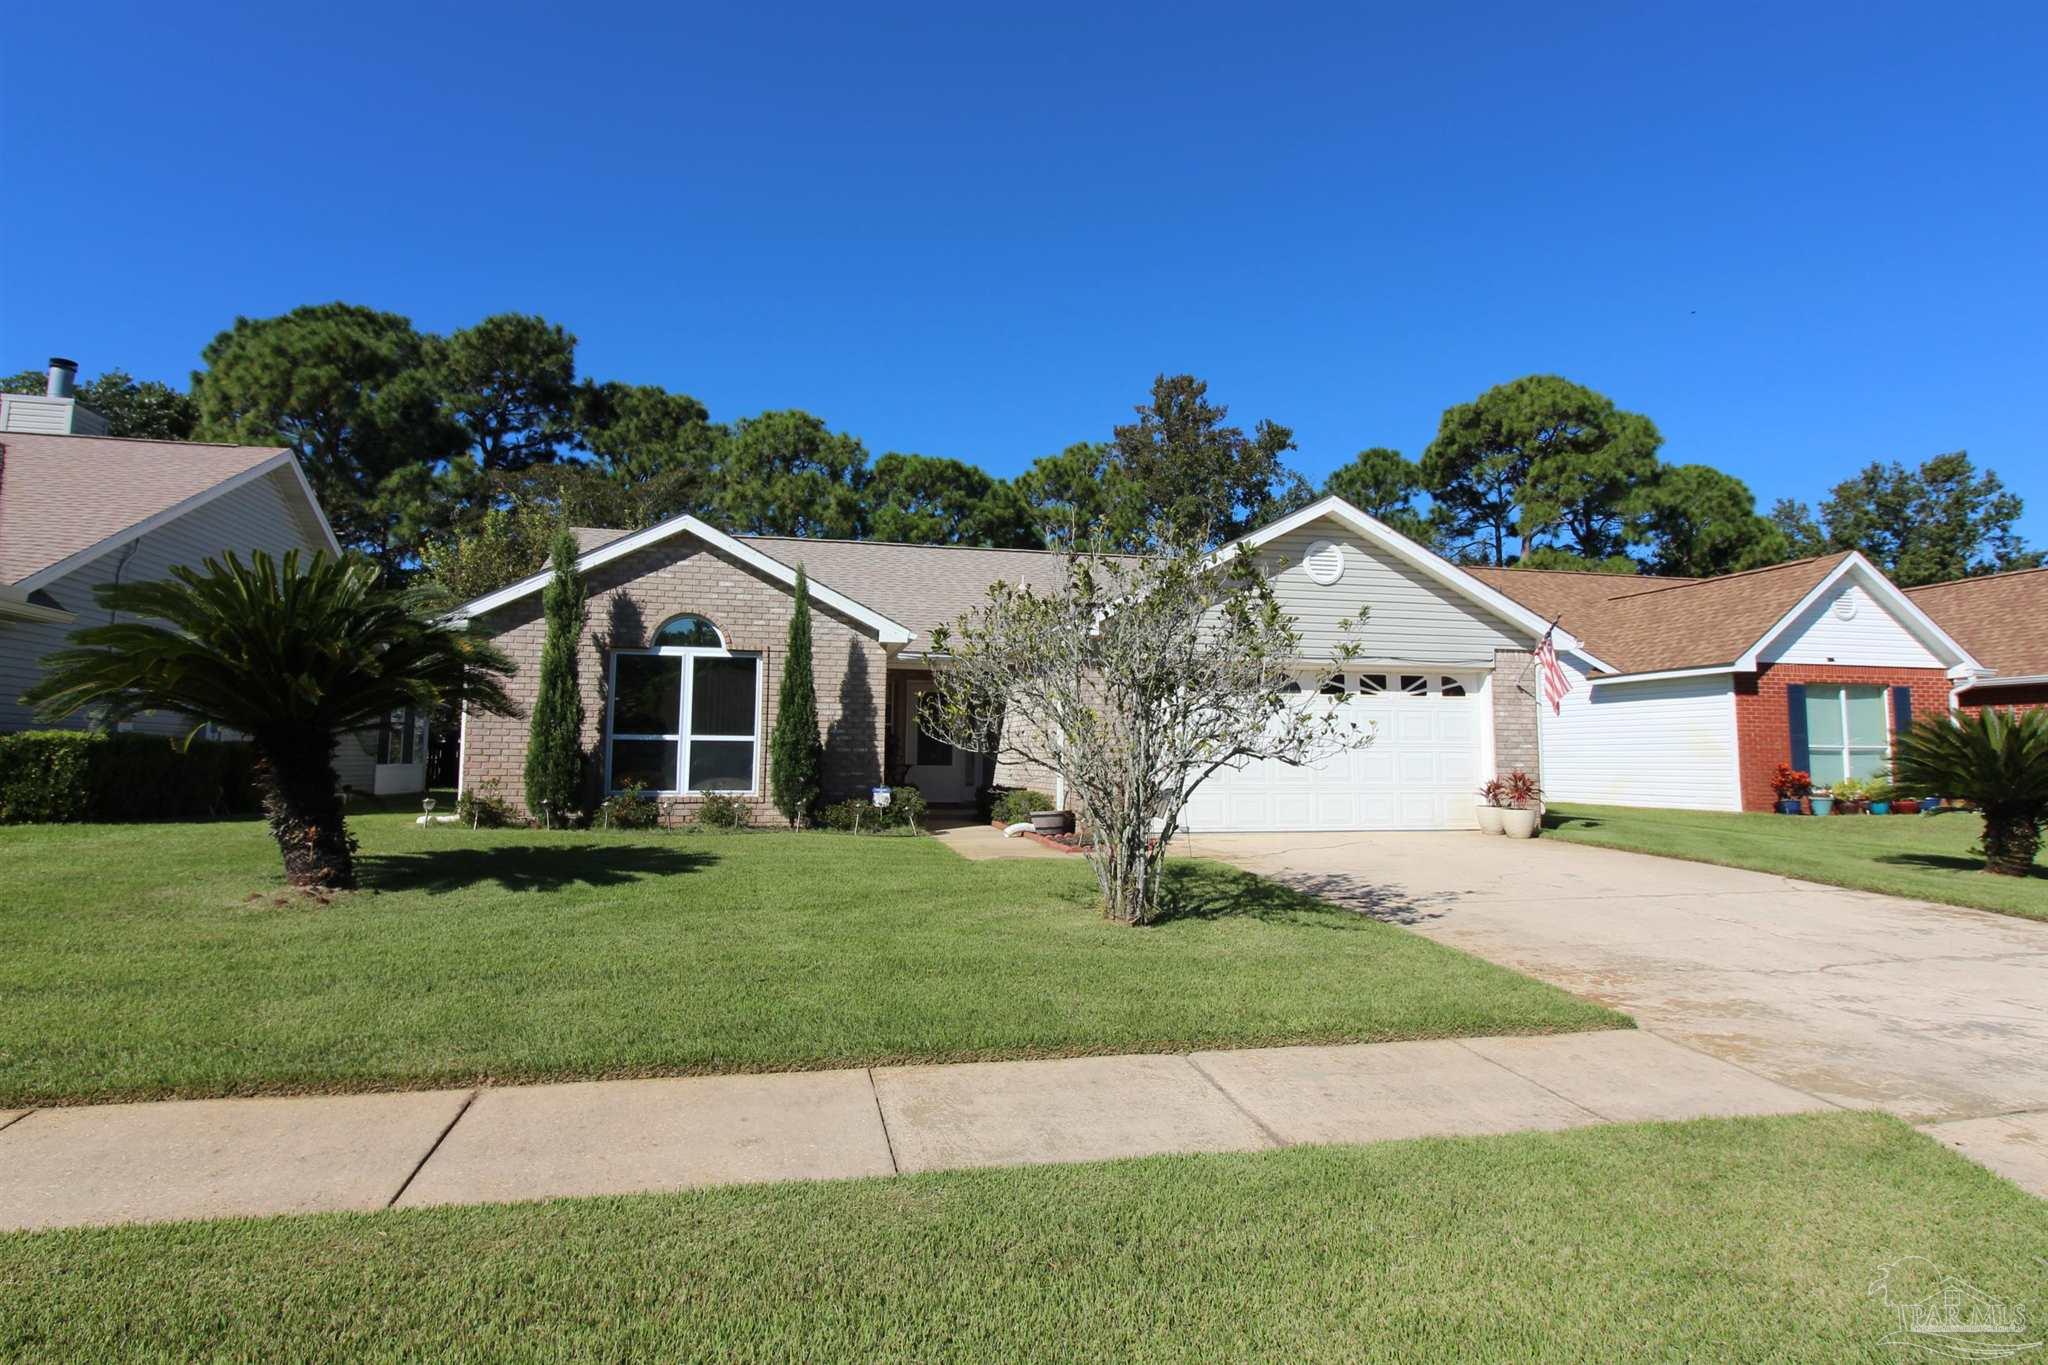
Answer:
[770,565,825,827]
[524,530,586,825]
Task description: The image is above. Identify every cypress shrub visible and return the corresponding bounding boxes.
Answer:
[524,530,587,826]
[769,565,825,828]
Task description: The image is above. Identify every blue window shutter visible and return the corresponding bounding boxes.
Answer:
[1786,684,1810,772]
[1891,686,1913,740]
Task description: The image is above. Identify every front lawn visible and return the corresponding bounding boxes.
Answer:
[5,1112,2040,1360]
[1545,803,2048,921]
[0,810,1621,1106]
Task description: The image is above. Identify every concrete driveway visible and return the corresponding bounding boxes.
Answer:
[1179,831,2048,1138]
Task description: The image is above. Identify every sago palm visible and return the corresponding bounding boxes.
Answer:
[24,550,517,890]
[1892,708,2048,877]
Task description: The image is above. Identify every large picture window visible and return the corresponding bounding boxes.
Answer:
[605,615,760,794]
[1805,684,1890,785]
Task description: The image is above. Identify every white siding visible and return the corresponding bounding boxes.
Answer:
[0,394,107,435]
[1539,655,1742,811]
[1759,579,1943,668]
[0,466,332,732]
[1254,519,1531,662]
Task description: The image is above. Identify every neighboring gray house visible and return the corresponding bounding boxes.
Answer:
[0,359,425,796]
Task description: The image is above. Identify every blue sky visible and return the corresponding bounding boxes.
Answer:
[4,1,2044,539]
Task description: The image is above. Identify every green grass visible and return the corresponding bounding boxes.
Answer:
[4,1112,2041,1361]
[0,810,1621,1106]
[1545,803,2048,921]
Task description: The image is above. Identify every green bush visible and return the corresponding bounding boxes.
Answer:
[991,788,1056,826]
[694,792,752,829]
[818,787,929,834]
[890,785,929,830]
[0,730,261,824]
[599,783,662,830]
[455,780,518,829]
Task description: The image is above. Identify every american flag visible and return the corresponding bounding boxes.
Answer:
[1533,624,1573,715]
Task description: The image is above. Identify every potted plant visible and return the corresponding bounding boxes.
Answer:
[1475,778,1507,834]
[1831,776,1865,813]
[1863,776,1893,815]
[1809,786,1835,816]
[1500,769,1542,838]
[1770,763,1812,815]
[1920,795,1943,814]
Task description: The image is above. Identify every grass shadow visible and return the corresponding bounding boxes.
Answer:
[361,843,718,895]
[1157,863,1452,927]
[1542,811,1605,831]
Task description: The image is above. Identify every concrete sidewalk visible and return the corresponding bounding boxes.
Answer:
[0,1030,1829,1234]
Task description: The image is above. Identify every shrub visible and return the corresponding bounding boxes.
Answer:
[991,788,1056,825]
[599,782,662,830]
[820,797,881,832]
[769,566,825,828]
[455,780,517,829]
[1769,764,1812,801]
[1502,769,1542,809]
[524,531,586,826]
[889,785,929,830]
[695,792,752,829]
[0,730,261,824]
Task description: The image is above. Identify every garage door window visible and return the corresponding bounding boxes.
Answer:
[1804,685,1889,786]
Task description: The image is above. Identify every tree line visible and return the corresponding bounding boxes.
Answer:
[8,304,2036,597]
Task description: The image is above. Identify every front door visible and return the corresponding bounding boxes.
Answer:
[902,678,976,804]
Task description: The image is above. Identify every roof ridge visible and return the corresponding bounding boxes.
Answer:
[743,533,1074,557]
[1905,565,2048,591]
[1479,566,1697,581]
[1592,551,1847,604]
[0,431,289,453]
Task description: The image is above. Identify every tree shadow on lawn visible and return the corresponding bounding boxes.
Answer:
[1878,851,2046,880]
[1158,864,1453,928]
[360,843,718,896]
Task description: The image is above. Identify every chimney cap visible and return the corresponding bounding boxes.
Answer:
[48,356,77,371]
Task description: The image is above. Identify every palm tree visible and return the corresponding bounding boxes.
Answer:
[1892,708,2048,877]
[25,551,517,890]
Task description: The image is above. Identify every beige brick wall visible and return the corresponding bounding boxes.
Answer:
[461,539,887,822]
[1491,648,1541,782]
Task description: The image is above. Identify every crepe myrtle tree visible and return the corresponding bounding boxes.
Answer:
[923,544,1369,925]
[25,550,517,890]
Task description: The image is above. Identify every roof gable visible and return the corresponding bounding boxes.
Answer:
[453,514,915,645]
[0,432,337,588]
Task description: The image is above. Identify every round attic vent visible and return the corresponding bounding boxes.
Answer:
[1833,594,1859,622]
[1303,540,1344,585]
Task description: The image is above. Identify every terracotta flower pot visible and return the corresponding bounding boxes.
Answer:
[1476,806,1506,835]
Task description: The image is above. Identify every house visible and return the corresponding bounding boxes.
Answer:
[0,359,426,796]
[452,492,2040,828]
[1905,569,2048,714]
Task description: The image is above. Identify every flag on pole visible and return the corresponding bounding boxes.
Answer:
[1533,623,1573,715]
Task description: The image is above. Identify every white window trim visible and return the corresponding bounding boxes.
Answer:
[1806,683,1891,784]
[603,633,765,797]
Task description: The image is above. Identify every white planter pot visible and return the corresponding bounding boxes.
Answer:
[1475,806,1506,835]
[1500,807,1539,839]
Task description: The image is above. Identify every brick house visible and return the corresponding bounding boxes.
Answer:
[449,496,2034,826]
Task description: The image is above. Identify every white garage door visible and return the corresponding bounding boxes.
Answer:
[1179,672,1483,832]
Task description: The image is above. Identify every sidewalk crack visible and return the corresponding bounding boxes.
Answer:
[866,1069,901,1175]
[386,1089,479,1208]
[0,1109,35,1135]
[1182,1055,1289,1150]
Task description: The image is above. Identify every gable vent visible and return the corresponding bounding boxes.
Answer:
[1302,540,1344,585]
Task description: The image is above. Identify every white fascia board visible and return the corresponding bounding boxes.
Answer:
[449,514,914,644]
[280,455,343,555]
[1217,496,1617,671]
[1735,552,1983,673]
[1959,672,2048,690]
[0,585,75,624]
[16,451,305,593]
[1587,663,1741,687]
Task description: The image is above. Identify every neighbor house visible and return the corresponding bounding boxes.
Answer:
[449,493,2048,828]
[1904,569,2048,715]
[0,358,426,796]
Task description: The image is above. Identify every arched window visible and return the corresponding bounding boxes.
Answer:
[650,614,724,649]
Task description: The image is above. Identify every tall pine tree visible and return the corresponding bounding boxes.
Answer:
[770,565,825,827]
[524,530,586,825]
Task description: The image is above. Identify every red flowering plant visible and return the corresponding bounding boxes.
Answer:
[1770,764,1813,802]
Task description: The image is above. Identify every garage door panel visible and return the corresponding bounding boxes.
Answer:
[1181,676,1485,832]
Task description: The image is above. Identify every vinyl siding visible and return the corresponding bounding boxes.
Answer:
[1253,520,1532,663]
[1539,655,1742,811]
[1758,580,1944,668]
[0,465,333,732]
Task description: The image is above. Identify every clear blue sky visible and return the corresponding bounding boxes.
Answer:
[4,1,2044,540]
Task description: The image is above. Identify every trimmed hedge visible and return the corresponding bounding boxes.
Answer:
[0,730,263,824]
[991,788,1057,826]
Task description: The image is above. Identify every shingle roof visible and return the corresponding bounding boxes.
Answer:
[1905,568,2048,677]
[0,432,290,585]
[1470,555,1853,674]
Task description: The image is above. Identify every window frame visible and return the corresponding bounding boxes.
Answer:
[603,622,763,797]
[1803,684,1891,785]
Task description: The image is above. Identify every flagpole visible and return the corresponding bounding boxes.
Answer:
[1515,616,1563,699]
